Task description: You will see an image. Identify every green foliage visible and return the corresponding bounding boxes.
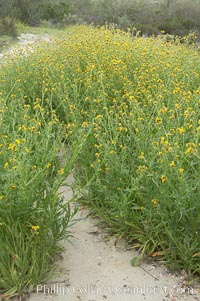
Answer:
[0,25,200,297]
[0,35,13,52]
[0,0,69,28]
[0,42,84,298]
[66,0,200,36]
[0,0,200,36]
[37,1,69,25]
[67,27,199,276]
[0,16,18,37]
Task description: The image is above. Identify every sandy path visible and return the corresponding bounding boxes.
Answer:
[28,175,199,301]
[0,33,52,59]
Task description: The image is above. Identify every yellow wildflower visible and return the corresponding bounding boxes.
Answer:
[138,152,145,160]
[58,168,64,175]
[15,139,20,145]
[8,143,16,151]
[170,161,175,167]
[82,121,89,127]
[179,168,184,174]
[155,117,162,124]
[178,127,185,134]
[185,147,192,155]
[31,225,40,231]
[161,175,166,183]
[151,198,159,206]
[4,162,9,169]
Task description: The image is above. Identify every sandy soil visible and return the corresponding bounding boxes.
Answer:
[28,174,200,301]
[0,33,52,59]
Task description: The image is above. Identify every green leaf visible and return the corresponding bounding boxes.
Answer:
[130,256,141,267]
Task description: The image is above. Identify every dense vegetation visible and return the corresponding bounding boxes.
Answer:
[0,26,199,298]
[0,0,200,37]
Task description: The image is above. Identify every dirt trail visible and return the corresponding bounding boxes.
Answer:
[28,175,199,301]
[0,33,52,59]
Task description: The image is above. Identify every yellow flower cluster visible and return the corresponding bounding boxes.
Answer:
[0,25,199,279]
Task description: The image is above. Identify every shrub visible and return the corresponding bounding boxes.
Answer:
[37,1,69,25]
[0,17,18,37]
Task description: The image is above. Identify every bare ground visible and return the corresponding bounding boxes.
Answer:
[28,174,200,301]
